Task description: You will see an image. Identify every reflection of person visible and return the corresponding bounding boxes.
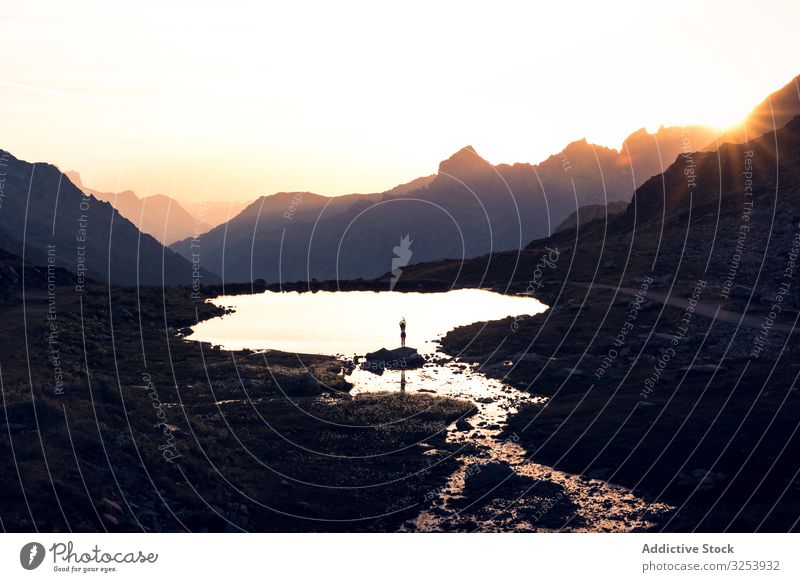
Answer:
[399,317,406,347]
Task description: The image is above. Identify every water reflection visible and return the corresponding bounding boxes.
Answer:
[188,288,547,355]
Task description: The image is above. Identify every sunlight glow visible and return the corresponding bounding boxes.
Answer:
[0,0,797,201]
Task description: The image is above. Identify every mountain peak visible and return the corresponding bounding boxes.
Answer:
[65,170,83,188]
[437,145,493,178]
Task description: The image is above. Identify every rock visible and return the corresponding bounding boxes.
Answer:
[554,367,584,379]
[359,361,385,375]
[640,332,674,347]
[279,374,321,396]
[101,497,123,512]
[463,462,564,504]
[364,346,425,370]
[476,397,494,404]
[455,418,472,432]
[464,462,517,495]
[587,467,612,479]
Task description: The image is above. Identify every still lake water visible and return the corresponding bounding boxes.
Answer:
[188,288,547,355]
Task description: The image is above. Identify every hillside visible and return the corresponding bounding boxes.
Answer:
[0,151,219,286]
[65,172,213,245]
[714,74,800,146]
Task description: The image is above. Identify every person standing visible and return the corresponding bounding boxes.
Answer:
[399,317,406,347]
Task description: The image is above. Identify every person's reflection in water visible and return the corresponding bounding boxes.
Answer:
[400,369,406,392]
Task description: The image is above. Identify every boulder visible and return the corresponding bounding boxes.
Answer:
[364,346,425,370]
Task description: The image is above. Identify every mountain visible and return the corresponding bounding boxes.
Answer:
[714,74,800,146]
[66,173,212,245]
[553,201,628,234]
[183,200,251,230]
[172,125,715,284]
[390,116,800,532]
[402,114,800,300]
[613,114,800,293]
[0,151,219,286]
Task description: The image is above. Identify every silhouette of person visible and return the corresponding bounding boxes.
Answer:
[399,317,406,347]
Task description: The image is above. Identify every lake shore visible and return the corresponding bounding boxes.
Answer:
[0,265,478,532]
[430,259,800,531]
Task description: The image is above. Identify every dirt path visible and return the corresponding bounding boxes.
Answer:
[576,283,798,333]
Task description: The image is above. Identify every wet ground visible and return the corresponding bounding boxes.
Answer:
[349,359,673,532]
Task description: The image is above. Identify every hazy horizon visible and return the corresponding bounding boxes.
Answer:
[2,0,799,203]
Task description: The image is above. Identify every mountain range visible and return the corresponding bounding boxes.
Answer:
[4,74,799,288]
[0,154,218,286]
[397,113,800,306]
[65,171,248,245]
[170,124,720,283]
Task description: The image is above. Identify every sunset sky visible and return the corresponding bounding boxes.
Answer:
[1,0,798,203]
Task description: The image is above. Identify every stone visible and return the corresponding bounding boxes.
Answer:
[364,346,425,370]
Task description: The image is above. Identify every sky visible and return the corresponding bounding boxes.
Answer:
[0,0,798,203]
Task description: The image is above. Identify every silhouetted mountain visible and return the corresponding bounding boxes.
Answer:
[172,125,714,284]
[67,174,212,245]
[613,114,800,292]
[437,145,495,179]
[184,200,259,229]
[714,74,800,146]
[389,117,800,533]
[622,125,719,183]
[393,115,800,300]
[0,150,219,286]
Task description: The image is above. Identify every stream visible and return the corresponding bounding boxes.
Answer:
[349,360,673,531]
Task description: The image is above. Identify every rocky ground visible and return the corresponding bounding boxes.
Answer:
[390,128,800,531]
[436,280,800,531]
[0,255,476,532]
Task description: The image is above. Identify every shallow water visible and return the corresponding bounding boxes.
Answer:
[352,364,672,532]
[190,289,672,531]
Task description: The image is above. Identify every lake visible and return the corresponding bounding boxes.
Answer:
[188,288,548,356]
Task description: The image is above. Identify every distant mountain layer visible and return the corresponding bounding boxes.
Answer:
[0,152,218,286]
[171,124,717,283]
[66,172,212,246]
[173,73,800,286]
[183,200,251,230]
